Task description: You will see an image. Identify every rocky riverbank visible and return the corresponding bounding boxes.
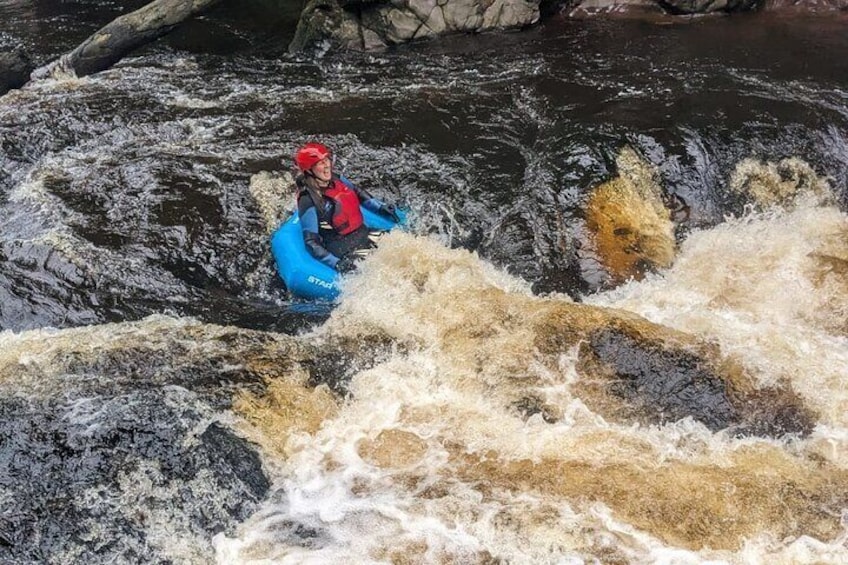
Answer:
[290,0,848,51]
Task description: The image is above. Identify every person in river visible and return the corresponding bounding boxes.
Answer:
[293,142,401,273]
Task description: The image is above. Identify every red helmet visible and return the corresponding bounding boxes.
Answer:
[294,142,331,172]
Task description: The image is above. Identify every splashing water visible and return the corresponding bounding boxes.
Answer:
[216,195,848,563]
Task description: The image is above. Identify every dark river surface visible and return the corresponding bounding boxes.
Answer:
[1,1,847,563]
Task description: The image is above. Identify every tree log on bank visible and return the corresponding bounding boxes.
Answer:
[31,0,224,80]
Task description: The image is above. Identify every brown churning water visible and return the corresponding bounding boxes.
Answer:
[222,170,848,562]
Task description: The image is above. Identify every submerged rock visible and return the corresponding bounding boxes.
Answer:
[574,323,815,435]
[456,443,848,551]
[0,50,32,96]
[534,302,816,436]
[0,316,315,563]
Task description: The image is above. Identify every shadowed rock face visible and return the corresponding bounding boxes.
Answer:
[289,0,355,52]
[0,318,316,563]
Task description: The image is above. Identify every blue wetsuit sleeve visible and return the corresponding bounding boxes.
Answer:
[362,196,386,213]
[339,175,386,213]
[297,195,339,268]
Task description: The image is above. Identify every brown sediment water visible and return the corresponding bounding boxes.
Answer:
[585,146,676,284]
[451,443,848,551]
[217,204,848,561]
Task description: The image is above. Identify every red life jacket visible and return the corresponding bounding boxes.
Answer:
[323,178,364,235]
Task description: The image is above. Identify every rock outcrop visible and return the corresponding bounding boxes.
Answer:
[288,0,848,51]
[290,0,540,51]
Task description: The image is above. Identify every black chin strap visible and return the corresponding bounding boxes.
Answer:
[298,172,329,217]
[304,169,333,188]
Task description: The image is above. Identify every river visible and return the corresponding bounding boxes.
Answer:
[0,1,846,563]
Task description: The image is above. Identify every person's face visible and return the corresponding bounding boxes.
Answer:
[310,156,332,184]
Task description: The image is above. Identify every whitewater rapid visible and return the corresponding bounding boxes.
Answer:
[215,197,848,564]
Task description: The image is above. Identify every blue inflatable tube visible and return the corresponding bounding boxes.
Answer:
[271,207,406,301]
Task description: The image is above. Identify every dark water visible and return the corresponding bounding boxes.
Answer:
[1,3,848,562]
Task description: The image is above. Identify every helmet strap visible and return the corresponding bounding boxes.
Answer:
[301,176,326,211]
[305,169,333,189]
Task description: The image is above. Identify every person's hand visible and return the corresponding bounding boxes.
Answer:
[335,255,357,273]
[383,204,401,223]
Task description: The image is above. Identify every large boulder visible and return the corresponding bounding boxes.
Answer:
[290,0,540,51]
